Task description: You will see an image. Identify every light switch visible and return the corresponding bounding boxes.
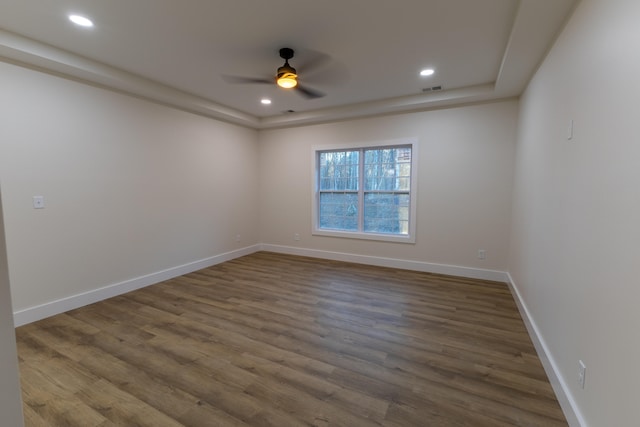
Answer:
[33,196,45,209]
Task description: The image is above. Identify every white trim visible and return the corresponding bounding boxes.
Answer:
[13,245,260,327]
[311,228,416,244]
[260,244,508,282]
[13,244,507,326]
[506,273,586,427]
[0,30,259,129]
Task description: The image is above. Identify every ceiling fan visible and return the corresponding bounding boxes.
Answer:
[223,48,325,99]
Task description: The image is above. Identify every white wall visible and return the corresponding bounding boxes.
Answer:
[0,188,24,426]
[0,61,260,319]
[510,0,640,425]
[259,101,517,277]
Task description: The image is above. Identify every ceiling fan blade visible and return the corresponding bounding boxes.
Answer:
[296,50,332,75]
[295,84,325,99]
[222,75,273,85]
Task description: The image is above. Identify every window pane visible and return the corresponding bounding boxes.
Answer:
[364,147,411,191]
[319,192,358,231]
[397,177,411,190]
[319,151,359,190]
[363,193,410,235]
[317,144,413,239]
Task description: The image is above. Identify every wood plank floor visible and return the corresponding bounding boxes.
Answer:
[16,251,567,426]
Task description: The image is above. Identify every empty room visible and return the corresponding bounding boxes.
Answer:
[0,0,638,425]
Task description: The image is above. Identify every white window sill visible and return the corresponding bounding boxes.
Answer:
[312,228,416,244]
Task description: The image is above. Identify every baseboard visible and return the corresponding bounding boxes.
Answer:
[13,244,261,327]
[12,243,508,326]
[260,244,509,282]
[506,273,586,427]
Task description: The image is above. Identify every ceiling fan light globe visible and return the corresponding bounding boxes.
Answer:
[277,72,298,88]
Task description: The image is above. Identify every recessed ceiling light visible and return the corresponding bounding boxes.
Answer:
[261,99,272,105]
[420,68,435,77]
[69,15,94,28]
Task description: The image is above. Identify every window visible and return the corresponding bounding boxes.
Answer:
[313,141,416,243]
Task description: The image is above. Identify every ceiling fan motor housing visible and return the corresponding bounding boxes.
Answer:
[277,48,298,88]
[277,63,297,77]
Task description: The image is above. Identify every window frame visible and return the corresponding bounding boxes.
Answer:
[312,138,417,244]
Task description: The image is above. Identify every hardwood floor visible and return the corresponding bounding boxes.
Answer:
[16,252,567,426]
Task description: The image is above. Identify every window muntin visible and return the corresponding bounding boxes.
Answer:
[316,144,414,242]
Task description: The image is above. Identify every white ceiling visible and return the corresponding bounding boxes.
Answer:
[0,0,577,129]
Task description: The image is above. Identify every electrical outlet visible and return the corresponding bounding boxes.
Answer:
[477,249,486,260]
[294,233,300,241]
[578,360,586,389]
[235,234,241,242]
